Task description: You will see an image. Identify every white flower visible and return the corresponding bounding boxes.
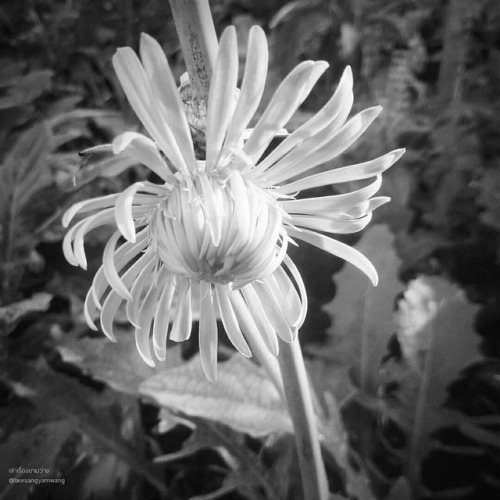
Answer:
[63,26,403,380]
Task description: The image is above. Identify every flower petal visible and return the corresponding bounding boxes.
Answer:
[224,25,268,150]
[113,132,175,182]
[115,182,146,243]
[62,193,119,228]
[261,106,383,186]
[206,27,239,171]
[277,148,405,195]
[241,285,279,356]
[254,65,353,175]
[140,33,196,171]
[199,282,218,381]
[152,275,176,360]
[281,175,382,215]
[113,48,188,173]
[290,213,373,234]
[250,280,294,342]
[169,278,193,342]
[242,60,329,165]
[214,285,251,357]
[288,226,378,285]
[103,230,133,301]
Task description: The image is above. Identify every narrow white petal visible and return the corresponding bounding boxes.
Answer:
[169,279,193,342]
[241,285,279,356]
[152,275,176,360]
[199,282,218,381]
[72,209,115,269]
[100,290,122,342]
[113,48,188,173]
[271,265,302,328]
[140,33,196,171]
[250,280,294,342]
[198,174,223,247]
[62,193,119,228]
[228,172,250,237]
[290,213,373,234]
[281,175,382,215]
[243,60,329,164]
[126,258,156,327]
[135,325,155,367]
[254,65,353,175]
[83,289,99,331]
[112,132,175,182]
[206,27,239,171]
[288,227,378,285]
[103,230,133,301]
[224,26,268,149]
[262,106,383,186]
[282,255,308,329]
[277,149,405,195]
[214,285,251,357]
[115,182,144,242]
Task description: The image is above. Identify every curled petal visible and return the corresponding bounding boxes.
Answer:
[277,148,405,195]
[214,285,251,357]
[103,230,133,301]
[288,226,378,285]
[62,194,119,228]
[113,132,175,182]
[115,182,146,242]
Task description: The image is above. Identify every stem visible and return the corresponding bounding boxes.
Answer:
[278,339,329,500]
[168,0,218,102]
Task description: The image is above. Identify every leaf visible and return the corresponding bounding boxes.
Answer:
[383,276,481,492]
[0,293,53,335]
[0,358,167,495]
[56,326,183,396]
[324,224,405,395]
[141,354,292,437]
[0,420,75,500]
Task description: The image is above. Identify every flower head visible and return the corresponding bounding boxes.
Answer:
[63,26,403,380]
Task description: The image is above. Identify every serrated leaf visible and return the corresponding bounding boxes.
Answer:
[141,355,292,437]
[324,224,404,395]
[56,326,183,396]
[383,276,481,493]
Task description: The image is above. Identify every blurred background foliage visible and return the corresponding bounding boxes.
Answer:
[1,0,500,499]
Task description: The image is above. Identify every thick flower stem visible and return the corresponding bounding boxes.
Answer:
[168,0,218,102]
[278,338,330,500]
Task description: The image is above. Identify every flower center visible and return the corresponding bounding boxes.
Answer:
[152,170,287,286]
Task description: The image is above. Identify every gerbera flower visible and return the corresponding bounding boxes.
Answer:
[63,26,403,380]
